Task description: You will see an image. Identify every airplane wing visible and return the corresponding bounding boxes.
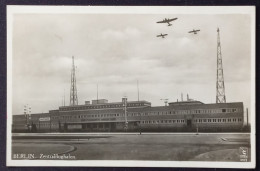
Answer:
[188,31,194,33]
[157,20,166,23]
[156,35,162,37]
[163,34,168,36]
[168,18,177,22]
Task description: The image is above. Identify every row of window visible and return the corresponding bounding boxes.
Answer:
[147,108,241,115]
[140,117,243,125]
[52,113,122,120]
[60,103,146,111]
[141,119,185,124]
[38,123,57,127]
[37,118,242,126]
[51,107,242,120]
[194,118,243,123]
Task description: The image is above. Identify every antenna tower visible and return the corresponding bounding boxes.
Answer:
[97,84,99,103]
[216,28,226,103]
[137,80,139,101]
[70,56,78,106]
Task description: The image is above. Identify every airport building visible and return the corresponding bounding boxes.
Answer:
[12,97,245,133]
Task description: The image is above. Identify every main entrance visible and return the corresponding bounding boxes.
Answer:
[187,119,192,127]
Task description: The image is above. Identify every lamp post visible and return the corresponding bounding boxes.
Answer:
[139,113,142,135]
[24,105,28,126]
[196,123,199,135]
[24,104,32,132]
[28,106,32,132]
[49,112,52,132]
[122,97,128,132]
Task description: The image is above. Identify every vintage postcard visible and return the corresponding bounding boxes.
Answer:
[6,6,255,168]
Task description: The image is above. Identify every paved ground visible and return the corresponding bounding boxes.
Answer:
[12,133,251,161]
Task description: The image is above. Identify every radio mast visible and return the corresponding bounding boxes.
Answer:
[216,28,226,103]
[70,56,78,106]
[137,80,139,101]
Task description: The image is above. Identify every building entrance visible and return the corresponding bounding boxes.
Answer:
[187,119,192,127]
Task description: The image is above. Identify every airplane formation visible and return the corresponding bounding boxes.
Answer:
[156,17,200,38]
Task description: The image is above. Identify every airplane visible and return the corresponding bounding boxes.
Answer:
[156,18,178,26]
[188,29,200,34]
[157,33,168,38]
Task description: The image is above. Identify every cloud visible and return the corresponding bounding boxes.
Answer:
[12,13,252,114]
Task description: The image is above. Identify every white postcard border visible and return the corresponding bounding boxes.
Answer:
[6,5,256,168]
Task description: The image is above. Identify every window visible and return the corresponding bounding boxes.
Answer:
[222,109,226,113]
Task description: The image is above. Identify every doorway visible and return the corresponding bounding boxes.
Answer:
[187,119,192,127]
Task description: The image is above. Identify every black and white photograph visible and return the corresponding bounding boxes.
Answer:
[6,6,255,168]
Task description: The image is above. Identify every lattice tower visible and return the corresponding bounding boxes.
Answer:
[70,56,78,106]
[216,28,226,103]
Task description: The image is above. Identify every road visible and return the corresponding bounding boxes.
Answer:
[12,133,251,161]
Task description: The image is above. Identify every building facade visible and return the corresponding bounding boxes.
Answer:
[12,98,244,133]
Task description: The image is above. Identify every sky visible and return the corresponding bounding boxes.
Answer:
[12,13,252,115]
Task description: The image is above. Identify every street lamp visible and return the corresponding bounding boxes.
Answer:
[139,113,142,135]
[122,97,128,132]
[24,104,32,132]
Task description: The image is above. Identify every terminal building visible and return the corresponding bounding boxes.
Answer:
[12,97,244,133]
